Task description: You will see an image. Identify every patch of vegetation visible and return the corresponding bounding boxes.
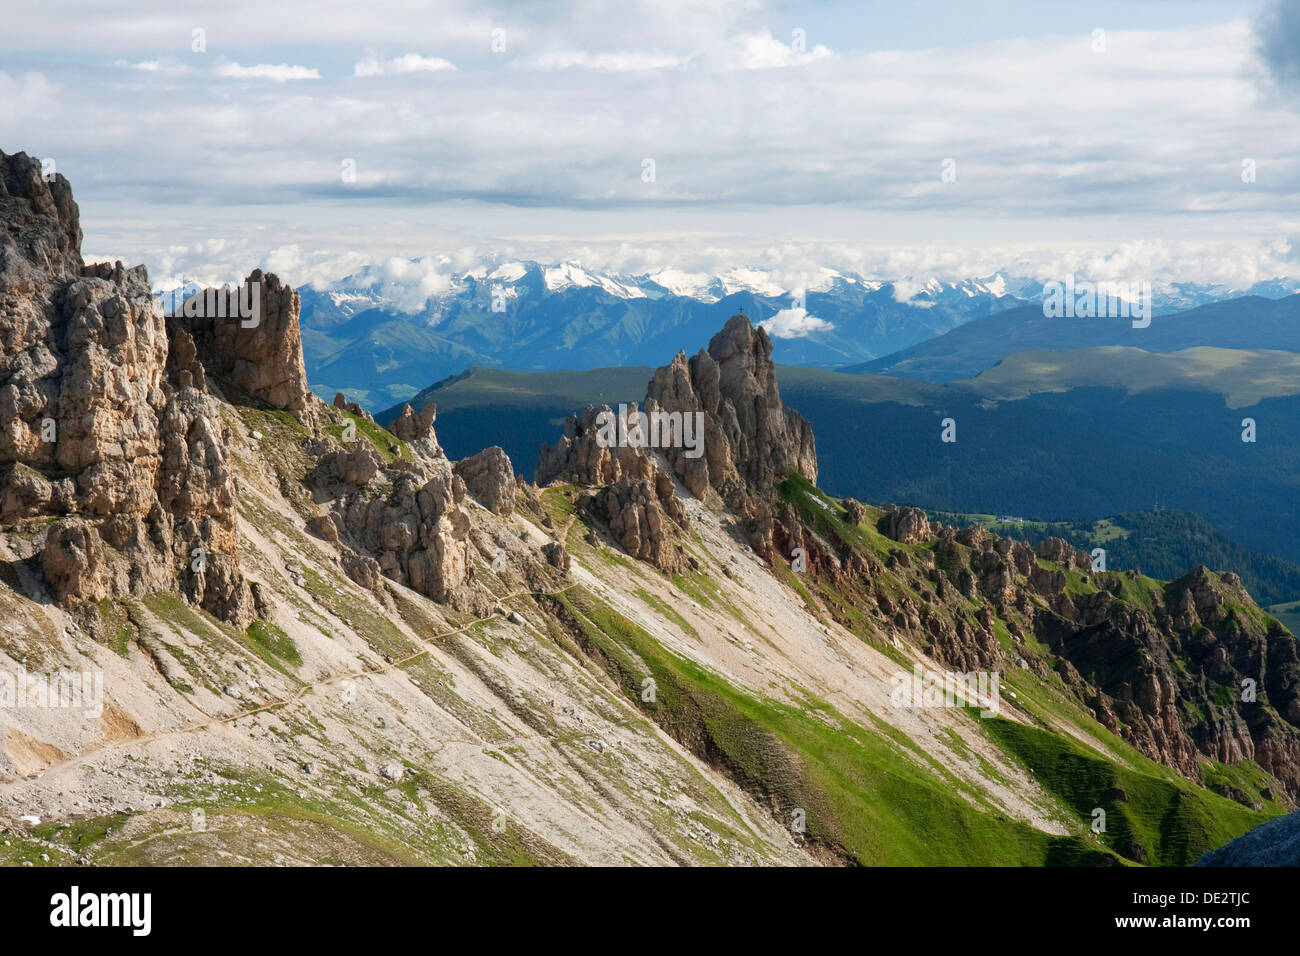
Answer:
[670,570,716,609]
[1097,571,1165,616]
[246,620,302,667]
[143,591,236,643]
[1223,600,1279,635]
[548,585,1117,866]
[1202,760,1287,813]
[325,409,411,464]
[96,598,135,657]
[635,588,700,639]
[986,718,1278,865]
[302,567,415,659]
[778,473,899,560]
[1062,568,1100,598]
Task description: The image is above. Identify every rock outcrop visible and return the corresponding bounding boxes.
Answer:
[645,314,817,502]
[0,150,312,627]
[333,392,372,420]
[879,505,932,545]
[388,401,440,453]
[536,403,687,571]
[536,315,816,569]
[330,462,473,603]
[1198,809,1300,866]
[172,270,311,414]
[454,446,516,515]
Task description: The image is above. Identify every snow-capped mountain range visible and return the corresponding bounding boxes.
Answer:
[152,258,1300,410]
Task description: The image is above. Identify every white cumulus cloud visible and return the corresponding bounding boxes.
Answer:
[112,57,191,74]
[714,31,835,70]
[758,308,833,339]
[530,51,682,71]
[215,62,320,81]
[354,53,457,76]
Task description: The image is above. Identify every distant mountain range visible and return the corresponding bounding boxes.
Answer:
[154,262,1299,411]
[290,262,1024,408]
[848,294,1300,382]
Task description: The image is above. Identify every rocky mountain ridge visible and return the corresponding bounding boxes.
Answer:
[536,320,1300,809]
[0,151,1293,866]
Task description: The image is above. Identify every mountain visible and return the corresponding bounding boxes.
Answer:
[848,294,1300,382]
[288,262,1028,410]
[5,151,1299,868]
[928,509,1300,610]
[1197,809,1300,865]
[374,351,1300,572]
[995,276,1300,314]
[158,259,1300,413]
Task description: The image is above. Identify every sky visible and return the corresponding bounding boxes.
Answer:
[3,0,1299,294]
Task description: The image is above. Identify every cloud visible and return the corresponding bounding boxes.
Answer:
[112,57,191,74]
[214,62,320,81]
[1256,0,1300,90]
[714,31,835,70]
[5,6,1295,292]
[890,279,938,306]
[370,256,457,312]
[0,71,55,123]
[758,308,833,338]
[529,51,682,71]
[354,53,457,76]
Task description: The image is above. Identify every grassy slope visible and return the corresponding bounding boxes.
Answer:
[762,476,1283,864]
[549,584,1113,866]
[539,477,1283,865]
[960,346,1300,409]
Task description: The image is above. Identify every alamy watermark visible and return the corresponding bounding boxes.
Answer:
[594,404,705,459]
[165,281,261,329]
[889,664,1000,717]
[1,665,103,719]
[1042,273,1152,328]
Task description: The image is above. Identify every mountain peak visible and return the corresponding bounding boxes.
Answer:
[0,149,83,282]
[535,312,817,570]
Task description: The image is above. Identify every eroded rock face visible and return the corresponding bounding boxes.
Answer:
[42,519,109,604]
[172,270,311,414]
[536,404,654,488]
[590,472,686,571]
[330,462,472,603]
[322,444,382,487]
[0,151,292,626]
[0,149,82,282]
[1035,537,1091,571]
[879,505,933,545]
[454,446,515,515]
[536,315,816,569]
[391,402,443,459]
[645,314,817,501]
[333,392,372,420]
[535,404,687,571]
